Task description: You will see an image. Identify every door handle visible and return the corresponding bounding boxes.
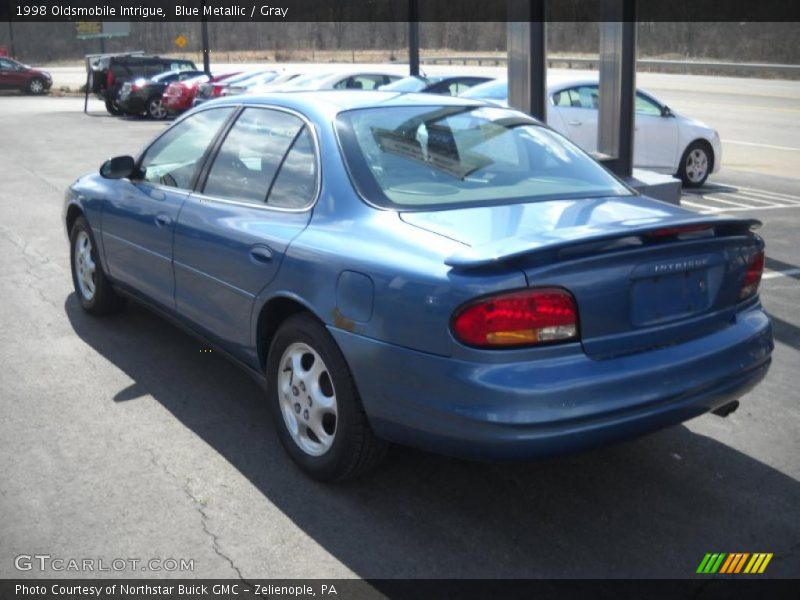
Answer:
[568,120,582,126]
[249,245,273,264]
[154,214,171,228]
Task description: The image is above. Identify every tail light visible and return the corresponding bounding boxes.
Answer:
[644,224,713,239]
[212,86,224,97]
[451,287,579,348]
[739,251,765,300]
[106,70,114,87]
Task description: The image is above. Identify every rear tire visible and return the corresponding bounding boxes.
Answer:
[105,98,122,116]
[677,140,713,188]
[266,314,388,481]
[146,97,168,120]
[69,216,125,316]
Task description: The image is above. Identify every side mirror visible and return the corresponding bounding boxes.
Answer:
[100,155,136,179]
[661,105,674,118]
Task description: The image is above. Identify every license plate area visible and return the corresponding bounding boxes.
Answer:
[630,254,721,326]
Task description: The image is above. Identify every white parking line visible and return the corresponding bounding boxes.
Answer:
[681,184,800,214]
[725,140,800,152]
[763,268,800,280]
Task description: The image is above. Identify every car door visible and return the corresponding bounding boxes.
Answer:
[634,91,679,171]
[0,58,24,89]
[173,107,318,353]
[101,107,235,308]
[549,85,599,154]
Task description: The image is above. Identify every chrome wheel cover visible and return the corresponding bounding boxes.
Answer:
[30,80,44,94]
[74,231,96,301]
[277,342,338,457]
[685,147,709,183]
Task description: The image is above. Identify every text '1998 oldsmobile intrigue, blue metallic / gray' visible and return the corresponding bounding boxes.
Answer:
[63,91,773,480]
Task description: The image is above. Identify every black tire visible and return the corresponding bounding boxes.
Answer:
[69,216,125,316]
[105,98,122,116]
[677,140,713,188]
[146,97,167,120]
[266,314,388,481]
[27,78,47,95]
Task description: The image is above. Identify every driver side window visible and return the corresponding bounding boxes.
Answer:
[140,108,233,189]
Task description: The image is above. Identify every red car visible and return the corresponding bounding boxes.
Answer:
[162,71,241,115]
[0,57,52,95]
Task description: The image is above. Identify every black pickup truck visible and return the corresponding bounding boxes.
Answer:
[90,54,198,115]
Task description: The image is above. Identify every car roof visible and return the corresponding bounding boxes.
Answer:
[203,89,493,120]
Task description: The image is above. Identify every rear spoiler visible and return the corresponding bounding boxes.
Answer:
[444,216,761,268]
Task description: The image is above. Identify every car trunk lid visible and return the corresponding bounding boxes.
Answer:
[401,196,762,358]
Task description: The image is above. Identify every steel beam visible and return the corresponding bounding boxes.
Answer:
[598,0,636,177]
[507,0,546,120]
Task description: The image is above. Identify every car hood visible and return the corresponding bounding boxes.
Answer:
[399,195,753,267]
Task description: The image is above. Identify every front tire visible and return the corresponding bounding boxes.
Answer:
[678,141,713,187]
[70,216,125,316]
[27,78,46,95]
[266,314,387,481]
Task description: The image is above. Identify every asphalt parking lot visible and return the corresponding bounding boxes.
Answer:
[0,87,798,580]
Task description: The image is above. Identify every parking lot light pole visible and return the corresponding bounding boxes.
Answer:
[201,1,211,74]
[7,20,15,57]
[409,0,420,76]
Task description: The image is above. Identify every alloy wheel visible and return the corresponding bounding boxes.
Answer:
[74,231,96,301]
[685,147,709,184]
[277,342,338,457]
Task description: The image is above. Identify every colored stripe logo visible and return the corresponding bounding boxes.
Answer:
[697,553,773,574]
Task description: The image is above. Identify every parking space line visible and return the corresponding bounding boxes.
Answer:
[716,193,783,206]
[697,196,754,209]
[680,199,720,213]
[725,140,800,152]
[717,185,800,202]
[763,268,800,280]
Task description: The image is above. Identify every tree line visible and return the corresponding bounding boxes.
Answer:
[1,22,798,65]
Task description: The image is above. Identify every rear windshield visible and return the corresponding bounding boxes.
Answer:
[336,105,631,210]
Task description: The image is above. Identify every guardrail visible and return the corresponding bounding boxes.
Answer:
[421,55,800,77]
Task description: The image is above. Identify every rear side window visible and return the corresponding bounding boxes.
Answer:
[203,108,304,205]
[267,127,317,209]
[139,107,234,189]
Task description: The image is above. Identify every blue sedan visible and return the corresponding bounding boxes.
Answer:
[63,91,772,480]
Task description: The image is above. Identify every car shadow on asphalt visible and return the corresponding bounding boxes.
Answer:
[64,294,800,579]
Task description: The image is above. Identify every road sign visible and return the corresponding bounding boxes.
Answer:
[175,35,188,49]
[76,22,131,40]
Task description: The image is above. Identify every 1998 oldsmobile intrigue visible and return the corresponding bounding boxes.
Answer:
[63,91,772,480]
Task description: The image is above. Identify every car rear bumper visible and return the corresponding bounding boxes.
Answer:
[330,306,772,460]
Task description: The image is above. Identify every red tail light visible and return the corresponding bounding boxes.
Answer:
[739,251,765,300]
[451,287,579,348]
[212,86,223,97]
[106,70,114,87]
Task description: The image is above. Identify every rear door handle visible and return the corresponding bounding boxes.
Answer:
[155,214,171,228]
[568,120,582,126]
[249,245,273,264]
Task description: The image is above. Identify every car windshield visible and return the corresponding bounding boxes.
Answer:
[381,76,430,92]
[336,105,632,210]
[461,79,508,101]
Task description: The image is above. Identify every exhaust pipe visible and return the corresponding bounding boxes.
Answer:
[712,400,739,417]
